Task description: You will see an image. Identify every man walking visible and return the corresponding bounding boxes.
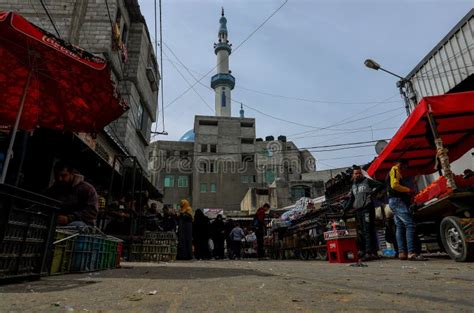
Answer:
[345,166,384,261]
[387,160,425,261]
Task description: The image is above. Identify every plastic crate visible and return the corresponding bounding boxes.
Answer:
[71,235,101,272]
[144,231,177,240]
[0,184,59,281]
[50,230,75,275]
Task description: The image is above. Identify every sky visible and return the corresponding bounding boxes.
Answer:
[138,0,473,170]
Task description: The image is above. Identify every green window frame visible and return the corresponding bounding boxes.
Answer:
[210,183,217,193]
[200,183,207,193]
[164,175,174,187]
[178,176,188,188]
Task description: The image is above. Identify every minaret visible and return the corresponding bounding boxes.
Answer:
[211,8,235,117]
[240,103,245,118]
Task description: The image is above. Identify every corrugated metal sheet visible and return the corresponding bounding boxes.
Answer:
[406,9,473,99]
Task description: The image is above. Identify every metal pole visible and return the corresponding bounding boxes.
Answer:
[14,131,29,186]
[397,80,411,116]
[129,158,137,236]
[107,155,117,206]
[1,67,34,184]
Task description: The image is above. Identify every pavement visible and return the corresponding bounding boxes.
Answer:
[1,256,474,312]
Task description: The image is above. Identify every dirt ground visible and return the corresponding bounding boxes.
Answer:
[1,256,473,312]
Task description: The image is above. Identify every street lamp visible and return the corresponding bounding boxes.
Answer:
[364,58,417,116]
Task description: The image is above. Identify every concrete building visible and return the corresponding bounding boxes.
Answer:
[149,10,318,212]
[405,9,473,176]
[2,0,159,188]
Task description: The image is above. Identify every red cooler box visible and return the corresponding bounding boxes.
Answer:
[324,230,358,263]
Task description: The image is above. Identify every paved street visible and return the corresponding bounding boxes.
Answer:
[1,257,473,312]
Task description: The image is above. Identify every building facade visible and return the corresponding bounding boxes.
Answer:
[1,0,159,187]
[148,10,318,212]
[405,9,473,176]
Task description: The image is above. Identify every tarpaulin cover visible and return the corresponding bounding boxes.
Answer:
[0,11,127,132]
[367,91,474,180]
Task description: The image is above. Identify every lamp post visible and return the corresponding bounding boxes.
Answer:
[364,59,417,116]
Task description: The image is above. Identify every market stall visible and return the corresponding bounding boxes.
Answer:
[367,91,474,262]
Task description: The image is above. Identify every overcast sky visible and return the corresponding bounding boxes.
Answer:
[139,0,472,170]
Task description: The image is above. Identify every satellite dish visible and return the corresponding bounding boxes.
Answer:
[375,140,388,155]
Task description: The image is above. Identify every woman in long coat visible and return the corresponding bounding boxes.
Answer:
[177,199,194,260]
[193,209,211,260]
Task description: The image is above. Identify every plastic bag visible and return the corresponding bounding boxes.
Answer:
[208,238,214,252]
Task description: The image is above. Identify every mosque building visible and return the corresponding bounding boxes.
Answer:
[148,9,321,213]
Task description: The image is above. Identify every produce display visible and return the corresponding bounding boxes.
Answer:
[415,175,474,204]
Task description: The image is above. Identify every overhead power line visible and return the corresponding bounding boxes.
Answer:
[39,0,61,38]
[166,0,289,108]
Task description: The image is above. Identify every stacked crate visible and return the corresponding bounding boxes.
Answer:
[130,232,177,262]
[50,229,122,274]
[0,184,58,281]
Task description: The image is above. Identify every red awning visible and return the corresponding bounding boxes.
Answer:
[367,91,474,180]
[0,11,127,132]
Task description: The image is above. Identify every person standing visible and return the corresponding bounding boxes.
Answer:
[211,214,226,259]
[177,200,193,260]
[193,209,211,260]
[229,223,246,260]
[255,203,270,259]
[387,160,425,261]
[224,219,235,259]
[344,166,384,261]
[160,205,177,232]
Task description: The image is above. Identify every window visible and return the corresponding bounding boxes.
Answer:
[241,138,254,144]
[200,162,208,173]
[137,104,150,138]
[121,23,129,44]
[210,144,217,153]
[210,183,217,193]
[178,176,188,188]
[241,154,254,163]
[240,121,254,128]
[264,170,275,184]
[241,175,256,184]
[180,151,189,158]
[164,175,174,187]
[201,144,208,153]
[210,162,215,173]
[199,120,218,126]
[166,150,172,158]
[200,183,207,193]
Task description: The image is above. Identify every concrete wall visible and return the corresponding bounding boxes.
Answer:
[192,115,257,211]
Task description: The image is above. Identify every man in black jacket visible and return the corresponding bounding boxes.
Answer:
[344,166,384,261]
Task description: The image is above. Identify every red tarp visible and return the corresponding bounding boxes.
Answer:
[0,11,127,132]
[367,91,474,180]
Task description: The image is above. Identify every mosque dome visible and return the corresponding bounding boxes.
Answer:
[179,129,195,142]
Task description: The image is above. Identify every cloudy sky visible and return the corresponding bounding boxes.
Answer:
[139,0,472,170]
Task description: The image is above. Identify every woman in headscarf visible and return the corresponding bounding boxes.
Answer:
[193,209,211,260]
[177,199,194,260]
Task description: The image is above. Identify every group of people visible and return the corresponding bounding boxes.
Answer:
[345,161,425,261]
[175,200,270,261]
[43,161,272,262]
